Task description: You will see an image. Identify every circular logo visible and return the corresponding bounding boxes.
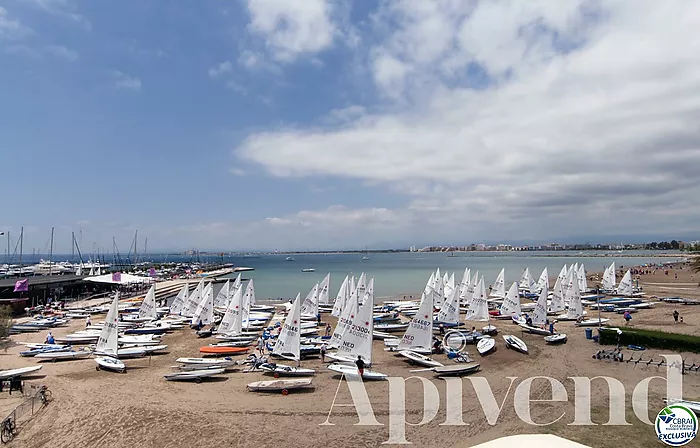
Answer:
[442,329,469,353]
[655,405,698,446]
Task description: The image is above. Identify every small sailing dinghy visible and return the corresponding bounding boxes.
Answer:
[575,318,610,327]
[398,350,444,367]
[247,378,314,394]
[518,324,552,336]
[176,357,239,368]
[544,334,567,344]
[477,337,496,355]
[95,356,126,373]
[164,368,225,383]
[259,363,315,377]
[35,349,92,361]
[430,363,481,377]
[327,363,388,381]
[503,335,528,354]
[0,365,42,379]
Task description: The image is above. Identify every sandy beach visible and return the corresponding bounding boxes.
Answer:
[2,262,700,448]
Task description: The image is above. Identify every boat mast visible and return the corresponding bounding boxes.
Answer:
[18,226,23,275]
[49,227,54,275]
[71,231,75,260]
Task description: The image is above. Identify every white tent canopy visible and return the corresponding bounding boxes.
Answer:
[84,273,154,285]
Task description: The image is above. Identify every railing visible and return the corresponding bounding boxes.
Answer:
[1,384,52,444]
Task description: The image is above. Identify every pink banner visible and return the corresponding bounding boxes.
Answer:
[112,272,122,282]
[14,279,29,292]
[148,267,156,277]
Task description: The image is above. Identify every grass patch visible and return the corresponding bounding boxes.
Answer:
[599,327,700,353]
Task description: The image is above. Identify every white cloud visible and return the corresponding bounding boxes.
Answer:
[208,61,232,78]
[233,0,700,242]
[22,0,91,31]
[112,71,142,91]
[238,49,282,74]
[45,44,78,61]
[0,6,32,40]
[245,0,338,62]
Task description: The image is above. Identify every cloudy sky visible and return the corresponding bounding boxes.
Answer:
[1,0,699,253]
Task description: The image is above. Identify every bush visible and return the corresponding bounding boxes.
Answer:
[599,327,700,353]
[0,305,11,339]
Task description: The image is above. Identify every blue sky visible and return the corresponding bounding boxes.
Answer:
[1,0,699,253]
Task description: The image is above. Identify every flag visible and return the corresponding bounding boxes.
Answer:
[148,267,156,277]
[112,272,122,282]
[14,279,29,292]
[186,269,191,275]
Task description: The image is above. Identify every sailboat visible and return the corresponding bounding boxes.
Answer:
[616,270,633,296]
[138,285,157,321]
[300,283,320,320]
[398,286,435,355]
[602,262,616,291]
[94,293,127,372]
[190,282,214,325]
[329,273,364,349]
[490,269,506,298]
[536,267,549,293]
[497,282,521,320]
[435,282,460,327]
[262,294,315,377]
[181,279,204,317]
[328,280,387,380]
[317,273,331,307]
[169,284,189,315]
[213,280,230,308]
[331,275,349,318]
[466,277,497,334]
[361,245,370,260]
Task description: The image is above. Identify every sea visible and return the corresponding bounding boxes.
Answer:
[218,251,684,300]
[8,251,685,300]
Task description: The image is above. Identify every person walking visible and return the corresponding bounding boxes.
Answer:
[673,310,680,323]
[85,315,91,329]
[355,355,365,378]
[623,311,632,325]
[320,343,327,363]
[257,336,265,356]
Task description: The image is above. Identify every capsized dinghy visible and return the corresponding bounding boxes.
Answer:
[430,363,481,377]
[327,363,387,380]
[164,368,225,383]
[503,335,528,354]
[398,350,443,367]
[259,363,315,377]
[247,378,314,394]
[95,356,126,373]
[544,334,567,344]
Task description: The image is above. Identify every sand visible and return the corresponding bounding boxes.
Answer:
[1,261,700,448]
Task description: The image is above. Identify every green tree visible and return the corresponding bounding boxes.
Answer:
[0,305,11,339]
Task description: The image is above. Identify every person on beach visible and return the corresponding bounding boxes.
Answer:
[355,355,365,377]
[320,343,327,363]
[317,312,321,325]
[438,323,445,335]
[45,332,54,344]
[623,311,632,325]
[257,336,265,355]
[673,310,679,323]
[325,323,331,337]
[85,315,91,329]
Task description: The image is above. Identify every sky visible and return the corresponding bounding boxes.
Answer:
[1,0,699,253]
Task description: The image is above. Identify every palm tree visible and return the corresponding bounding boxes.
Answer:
[692,255,700,274]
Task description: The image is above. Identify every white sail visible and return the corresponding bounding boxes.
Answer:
[337,278,375,364]
[617,270,633,296]
[466,277,489,322]
[330,280,360,348]
[519,268,534,291]
[463,270,479,306]
[444,274,455,301]
[577,264,587,293]
[436,280,460,324]
[499,282,521,318]
[191,283,214,325]
[242,280,254,328]
[214,280,230,308]
[182,280,204,316]
[563,267,576,304]
[331,275,349,318]
[536,267,549,293]
[433,268,441,289]
[301,283,320,316]
[138,285,157,320]
[218,285,243,334]
[96,292,120,356]
[273,293,301,360]
[169,284,189,315]
[556,265,568,289]
[433,272,445,309]
[458,267,471,300]
[532,282,548,326]
[602,262,616,290]
[354,273,367,301]
[491,268,506,298]
[350,275,356,296]
[399,284,434,351]
[550,276,565,313]
[362,276,374,307]
[318,273,331,305]
[568,273,584,318]
[424,272,435,297]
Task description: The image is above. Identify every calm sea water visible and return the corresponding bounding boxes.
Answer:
[219,251,684,300]
[10,251,684,300]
